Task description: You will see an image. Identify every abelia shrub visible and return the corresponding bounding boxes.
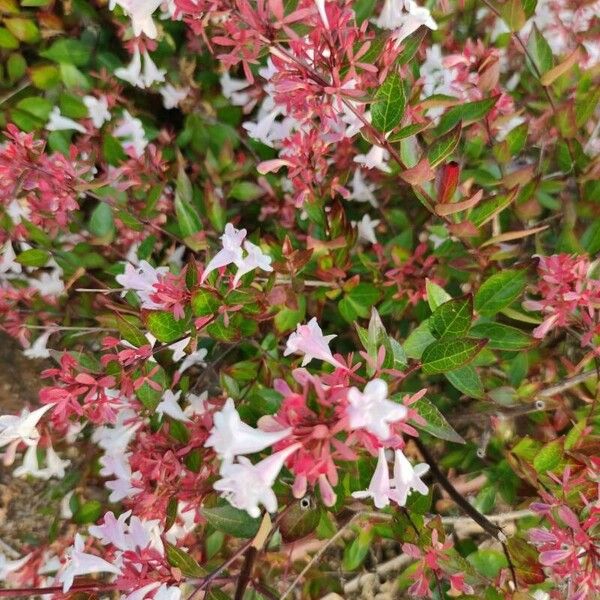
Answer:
[0,0,598,599]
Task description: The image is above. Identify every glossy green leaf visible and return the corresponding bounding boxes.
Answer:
[436,97,498,136]
[445,364,485,398]
[200,505,261,538]
[427,123,462,167]
[430,296,473,338]
[371,73,405,132]
[527,24,553,75]
[16,248,49,267]
[412,397,465,443]
[474,270,527,316]
[421,338,487,374]
[470,322,531,351]
[165,542,206,577]
[145,311,191,343]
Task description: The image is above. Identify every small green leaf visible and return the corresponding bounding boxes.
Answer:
[342,529,373,571]
[229,181,264,201]
[0,28,19,49]
[533,439,563,474]
[430,296,473,338]
[274,296,306,333]
[191,289,220,316]
[436,97,498,136]
[470,322,531,351]
[115,315,147,347]
[145,310,191,343]
[474,270,527,317]
[371,73,406,132]
[5,17,40,43]
[426,279,452,311]
[175,171,202,238]
[339,283,381,323]
[88,202,115,240]
[200,505,261,538]
[422,339,487,374]
[526,24,553,75]
[165,542,206,577]
[404,320,436,359]
[412,397,465,443]
[40,38,91,65]
[73,500,102,524]
[16,248,50,267]
[427,123,462,168]
[445,364,485,398]
[468,549,508,578]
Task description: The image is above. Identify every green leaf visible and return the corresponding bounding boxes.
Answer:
[30,64,60,89]
[200,505,261,538]
[404,320,436,359]
[175,169,202,238]
[115,316,147,347]
[474,270,527,316]
[426,279,452,311]
[533,439,563,474]
[488,0,526,30]
[73,500,102,524]
[430,296,473,338]
[371,73,406,133]
[468,549,508,578]
[469,189,516,228]
[436,97,498,136]
[342,529,373,571]
[145,311,190,343]
[427,123,462,168]
[165,542,206,577]
[16,248,49,267]
[274,296,306,333]
[0,28,19,49]
[7,53,27,81]
[445,364,485,398]
[421,339,487,374]
[470,322,531,351]
[40,38,91,65]
[526,24,553,75]
[4,17,40,42]
[412,397,465,443]
[191,289,220,316]
[339,283,381,323]
[135,362,167,410]
[229,181,264,201]
[88,202,115,240]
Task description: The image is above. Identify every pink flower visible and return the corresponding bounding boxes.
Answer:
[352,447,392,508]
[284,317,344,369]
[201,223,247,283]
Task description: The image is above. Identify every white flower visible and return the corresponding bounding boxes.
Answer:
[353,214,381,245]
[113,110,148,157]
[177,348,208,375]
[352,447,392,508]
[205,398,292,464]
[388,449,429,505]
[23,329,54,360]
[115,47,144,87]
[0,552,31,580]
[92,408,140,456]
[46,107,86,134]
[160,83,189,109]
[43,443,70,478]
[141,50,165,87]
[0,241,21,275]
[154,584,182,600]
[13,443,47,479]
[83,95,111,129]
[115,260,169,309]
[201,223,247,283]
[29,267,65,297]
[354,145,391,172]
[156,390,190,422]
[284,317,344,369]
[0,403,54,450]
[123,582,161,600]
[243,106,284,147]
[220,71,251,106]
[168,337,191,362]
[58,534,121,593]
[346,379,407,440]
[348,170,378,207]
[214,444,300,517]
[5,199,30,225]
[374,0,437,46]
[184,392,208,418]
[90,511,163,555]
[112,0,162,38]
[233,240,273,286]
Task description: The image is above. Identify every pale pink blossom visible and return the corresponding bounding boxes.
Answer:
[352,447,392,508]
[284,317,344,369]
[201,223,247,283]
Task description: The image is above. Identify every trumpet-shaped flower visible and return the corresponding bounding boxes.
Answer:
[115,47,144,87]
[201,223,247,283]
[0,403,55,449]
[23,329,54,359]
[233,240,273,286]
[113,0,162,38]
[83,95,111,129]
[46,107,86,134]
[374,0,437,46]
[58,534,121,593]
[205,398,292,463]
[141,50,165,87]
[160,83,189,109]
[213,443,301,517]
[352,447,392,508]
[116,260,169,309]
[348,170,378,207]
[284,317,344,369]
[354,145,391,172]
[353,214,381,245]
[156,390,190,422]
[389,449,429,506]
[113,110,148,157]
[346,379,407,440]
